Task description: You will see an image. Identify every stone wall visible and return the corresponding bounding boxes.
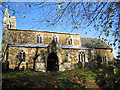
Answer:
[93,49,113,61]
[8,46,45,69]
[7,45,113,71]
[7,46,86,71]
[7,29,81,46]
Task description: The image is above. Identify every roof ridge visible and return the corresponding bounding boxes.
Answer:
[8,28,80,35]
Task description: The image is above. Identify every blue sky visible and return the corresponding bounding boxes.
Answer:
[0,2,119,56]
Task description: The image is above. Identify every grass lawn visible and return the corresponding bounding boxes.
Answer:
[2,69,98,89]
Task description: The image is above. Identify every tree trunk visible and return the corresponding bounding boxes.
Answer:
[15,60,23,70]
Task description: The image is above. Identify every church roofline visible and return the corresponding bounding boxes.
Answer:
[81,36,112,49]
[7,43,112,50]
[8,28,80,35]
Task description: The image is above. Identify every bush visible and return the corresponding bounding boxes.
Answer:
[95,61,120,89]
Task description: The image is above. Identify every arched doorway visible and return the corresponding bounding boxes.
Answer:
[47,52,59,71]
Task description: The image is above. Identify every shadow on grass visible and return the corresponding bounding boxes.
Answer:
[2,69,96,89]
[2,70,54,89]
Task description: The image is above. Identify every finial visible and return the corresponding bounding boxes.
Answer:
[4,5,9,18]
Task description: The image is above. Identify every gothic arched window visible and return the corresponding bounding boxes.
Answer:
[17,50,26,61]
[37,34,42,43]
[68,37,72,45]
[53,35,58,42]
[102,55,107,64]
[78,52,86,63]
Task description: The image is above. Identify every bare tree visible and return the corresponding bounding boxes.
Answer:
[0,2,119,49]
[33,48,39,70]
[15,50,26,70]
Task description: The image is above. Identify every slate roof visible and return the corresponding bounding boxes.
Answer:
[61,45,92,50]
[8,43,48,48]
[8,43,93,50]
[81,37,112,49]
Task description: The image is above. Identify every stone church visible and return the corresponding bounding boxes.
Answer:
[2,6,114,72]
